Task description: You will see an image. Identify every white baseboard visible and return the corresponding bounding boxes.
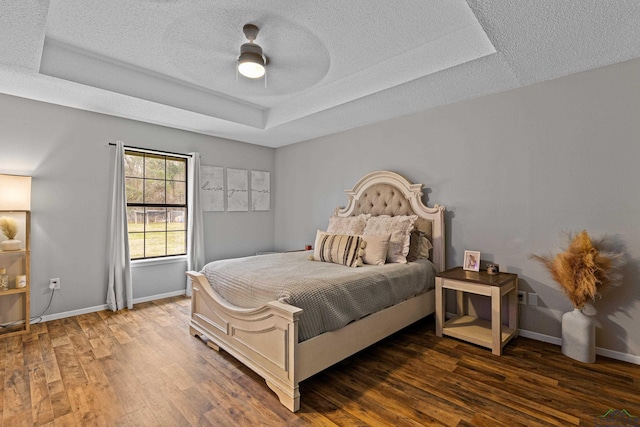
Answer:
[596,346,640,365]
[39,304,109,323]
[518,329,562,346]
[132,289,186,304]
[446,312,639,365]
[38,289,187,323]
[519,329,640,365]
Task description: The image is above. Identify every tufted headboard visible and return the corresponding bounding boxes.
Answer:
[334,171,446,271]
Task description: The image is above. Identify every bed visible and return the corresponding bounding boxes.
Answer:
[186,170,446,412]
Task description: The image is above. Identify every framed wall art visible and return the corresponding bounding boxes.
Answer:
[227,168,248,212]
[251,170,270,211]
[200,165,224,211]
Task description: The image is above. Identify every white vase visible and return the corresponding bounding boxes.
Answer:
[0,239,21,251]
[561,308,595,363]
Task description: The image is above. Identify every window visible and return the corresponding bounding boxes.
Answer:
[124,150,188,260]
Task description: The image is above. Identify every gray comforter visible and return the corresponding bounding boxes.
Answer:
[201,251,436,341]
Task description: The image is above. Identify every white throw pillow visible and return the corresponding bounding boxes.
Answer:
[326,214,370,235]
[363,215,417,263]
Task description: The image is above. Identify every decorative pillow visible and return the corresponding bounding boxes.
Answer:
[406,230,434,262]
[363,215,417,263]
[360,234,391,265]
[418,236,433,258]
[326,214,370,235]
[312,230,365,268]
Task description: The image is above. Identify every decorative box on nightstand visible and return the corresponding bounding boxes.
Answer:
[435,267,518,355]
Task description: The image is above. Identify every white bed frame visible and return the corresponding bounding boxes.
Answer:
[186,171,446,412]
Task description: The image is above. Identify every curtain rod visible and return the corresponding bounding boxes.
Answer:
[108,142,192,158]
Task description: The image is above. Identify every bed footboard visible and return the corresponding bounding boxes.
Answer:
[186,271,303,411]
[186,270,435,412]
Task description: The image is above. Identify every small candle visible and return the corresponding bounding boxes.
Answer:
[16,275,27,288]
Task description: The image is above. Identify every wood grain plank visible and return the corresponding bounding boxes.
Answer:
[38,333,62,384]
[28,364,54,425]
[97,355,147,415]
[3,366,31,419]
[66,384,115,427]
[52,344,87,390]
[165,386,216,426]
[313,371,437,427]
[74,350,125,422]
[1,410,33,427]
[48,389,73,420]
[198,380,250,427]
[137,377,192,426]
[299,388,360,427]
[113,407,159,427]
[23,338,43,366]
[217,372,285,424]
[337,362,470,426]
[52,412,77,427]
[324,368,457,426]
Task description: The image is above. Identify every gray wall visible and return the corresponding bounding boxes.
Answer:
[0,94,274,318]
[274,58,640,357]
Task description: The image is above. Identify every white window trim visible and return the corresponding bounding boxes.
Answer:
[131,255,188,268]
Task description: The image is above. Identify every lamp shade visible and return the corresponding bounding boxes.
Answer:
[0,174,31,211]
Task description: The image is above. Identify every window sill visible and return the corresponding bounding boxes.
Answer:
[131,255,188,268]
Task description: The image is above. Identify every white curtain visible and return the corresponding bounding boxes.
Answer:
[106,141,133,310]
[186,152,205,296]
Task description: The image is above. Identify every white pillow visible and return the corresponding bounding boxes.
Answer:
[363,215,417,263]
[360,234,391,265]
[326,214,370,235]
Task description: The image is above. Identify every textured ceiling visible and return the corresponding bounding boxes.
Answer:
[1,1,639,148]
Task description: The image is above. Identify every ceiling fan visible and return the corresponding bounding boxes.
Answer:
[237,24,268,80]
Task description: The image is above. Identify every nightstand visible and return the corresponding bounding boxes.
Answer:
[435,267,518,355]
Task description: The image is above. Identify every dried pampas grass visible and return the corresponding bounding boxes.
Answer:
[0,217,18,240]
[531,230,622,309]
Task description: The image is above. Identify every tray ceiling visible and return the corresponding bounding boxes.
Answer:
[1,1,639,147]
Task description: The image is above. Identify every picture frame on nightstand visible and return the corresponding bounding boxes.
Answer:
[463,250,480,271]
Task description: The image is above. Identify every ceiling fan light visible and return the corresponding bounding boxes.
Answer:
[237,24,267,79]
[238,51,266,78]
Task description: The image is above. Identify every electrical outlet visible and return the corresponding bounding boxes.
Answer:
[49,278,60,290]
[517,291,526,305]
[528,292,538,306]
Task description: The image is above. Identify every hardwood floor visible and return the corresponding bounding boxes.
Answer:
[1,296,638,426]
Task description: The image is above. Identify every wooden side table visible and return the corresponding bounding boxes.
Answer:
[435,267,518,355]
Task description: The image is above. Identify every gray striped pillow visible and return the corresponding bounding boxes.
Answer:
[312,230,365,268]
